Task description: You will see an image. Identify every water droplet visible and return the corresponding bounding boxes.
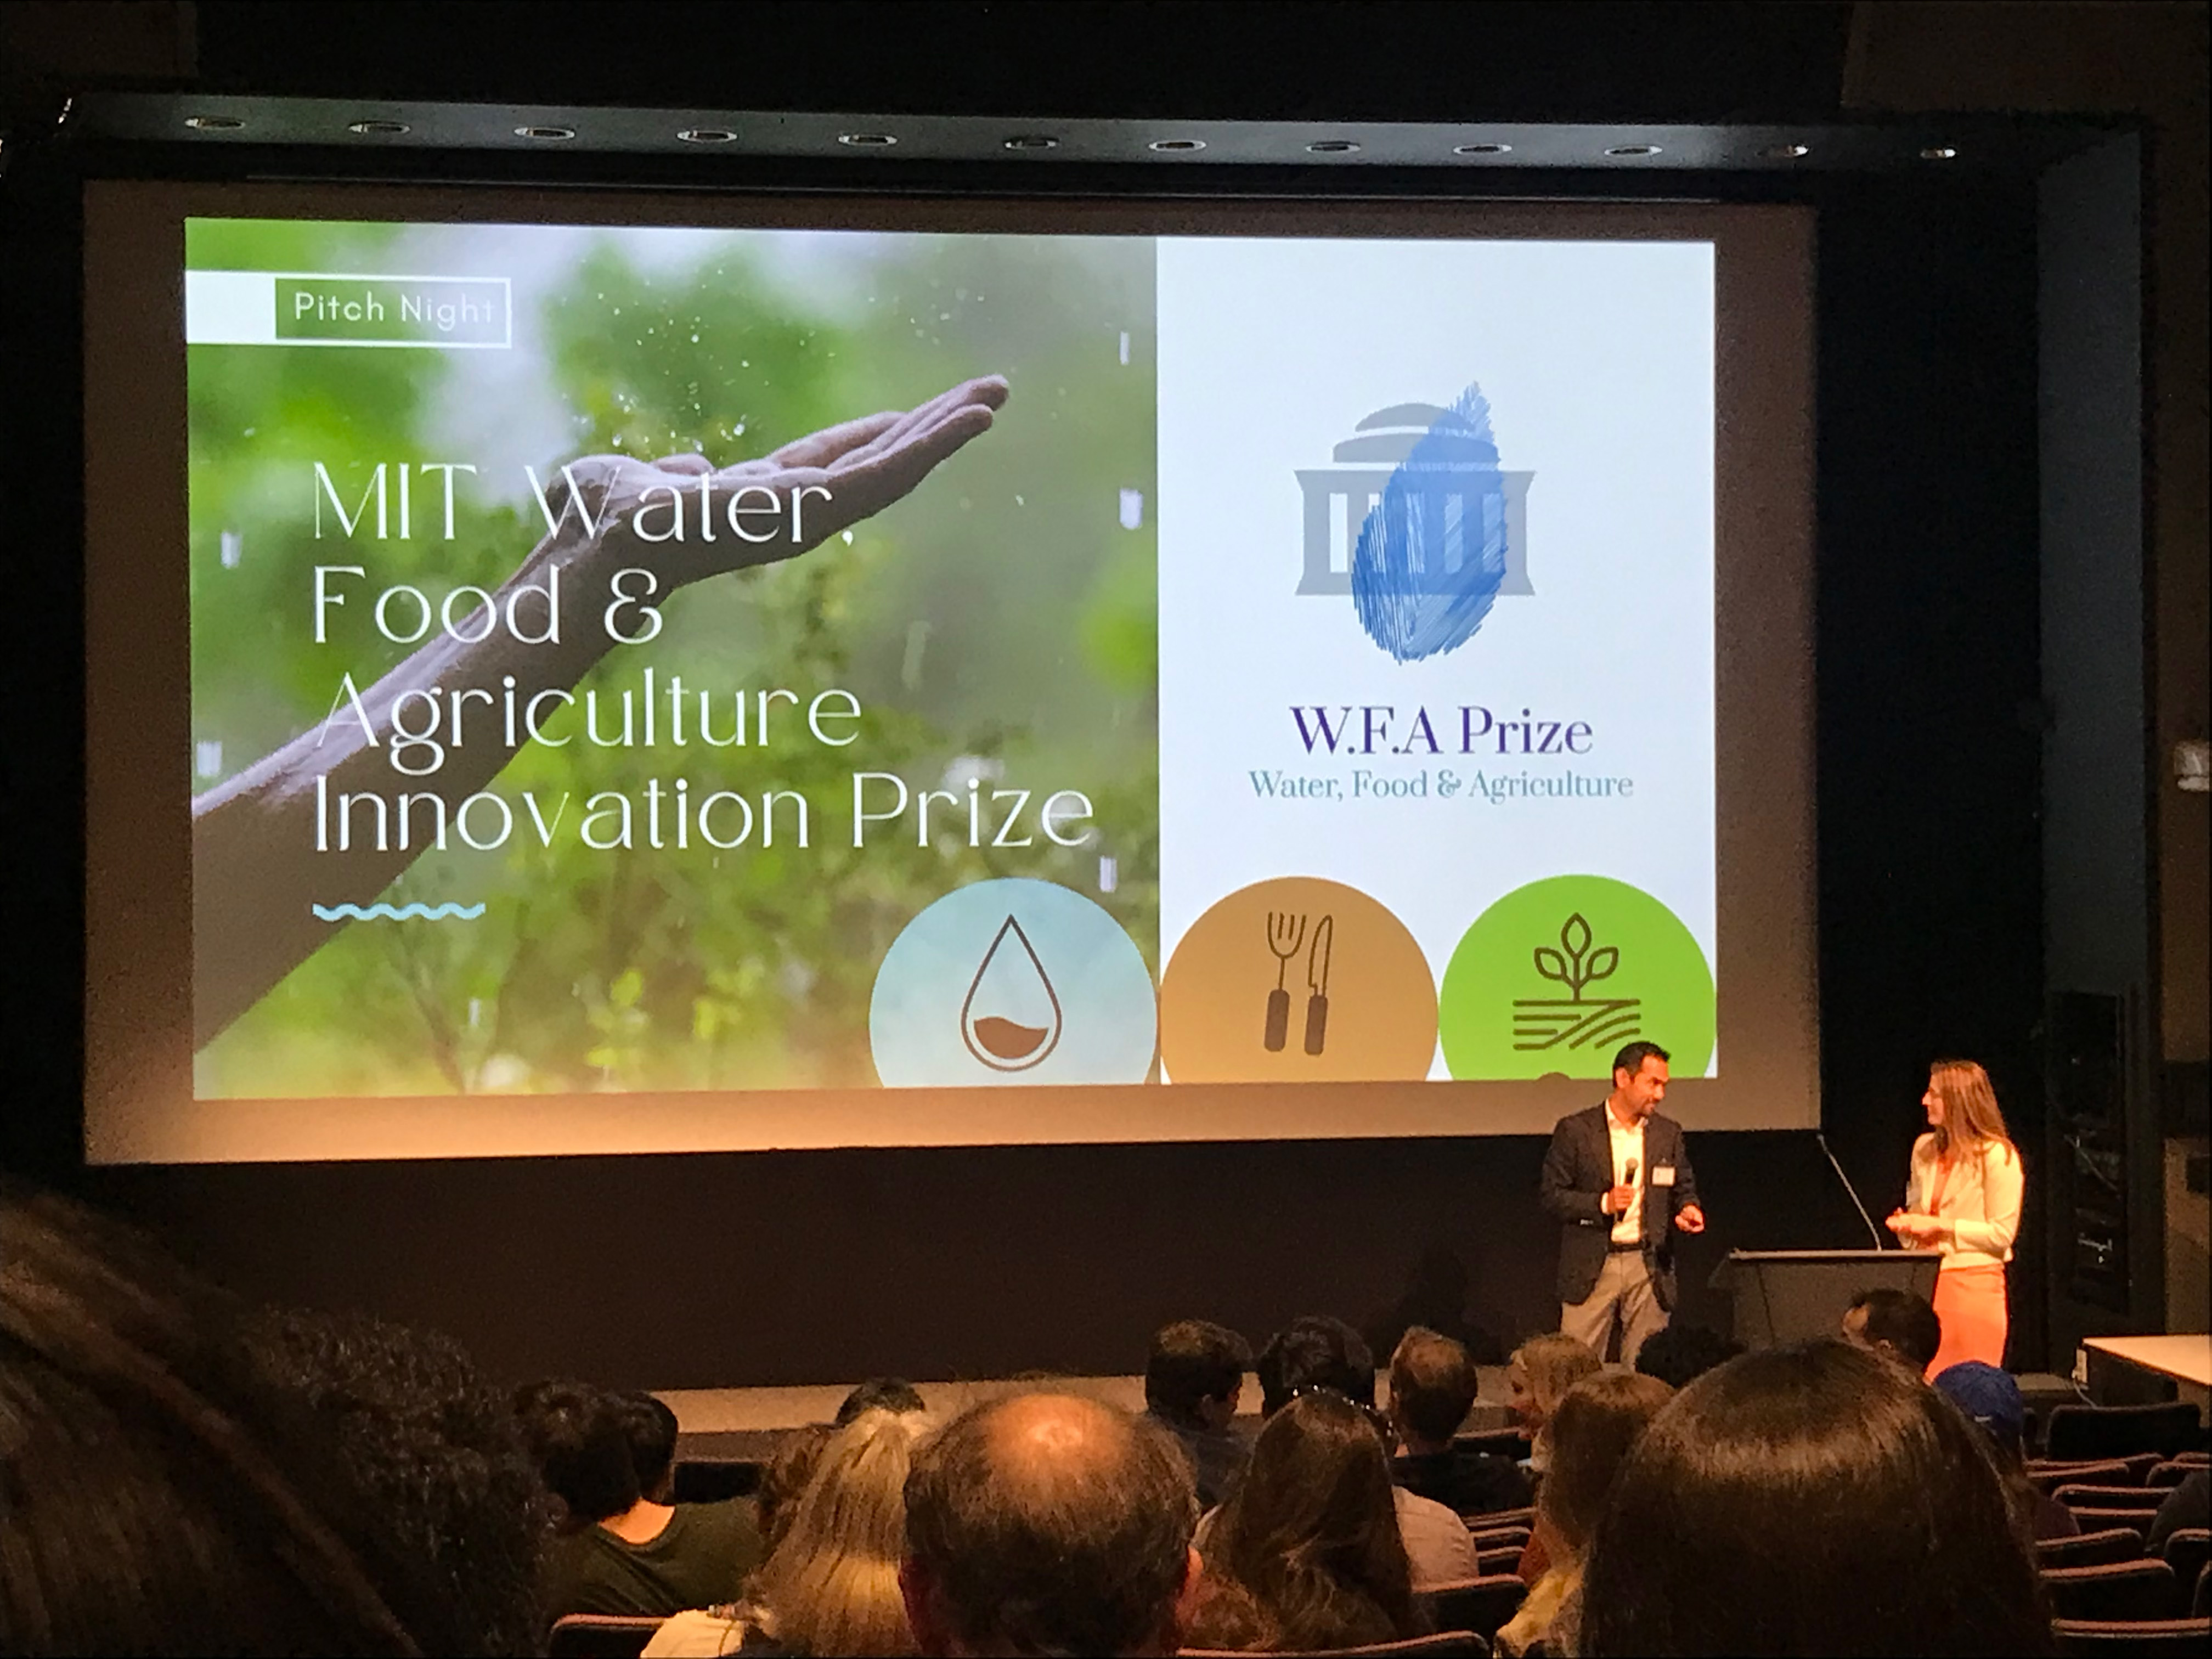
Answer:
[961,916,1062,1071]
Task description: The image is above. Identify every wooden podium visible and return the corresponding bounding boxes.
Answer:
[1712,1249,1943,1348]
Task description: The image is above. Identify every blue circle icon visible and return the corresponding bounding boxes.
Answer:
[870,879,1156,1086]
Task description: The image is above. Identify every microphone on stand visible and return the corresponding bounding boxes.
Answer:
[1816,1132,1884,1249]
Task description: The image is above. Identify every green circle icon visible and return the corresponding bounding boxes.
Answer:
[1440,876,1714,1081]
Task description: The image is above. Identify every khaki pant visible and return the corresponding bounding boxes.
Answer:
[1561,1249,1668,1367]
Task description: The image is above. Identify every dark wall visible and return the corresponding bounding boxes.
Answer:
[2,5,2063,1388]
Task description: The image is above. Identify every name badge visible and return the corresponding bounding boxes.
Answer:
[1652,1165,1677,1187]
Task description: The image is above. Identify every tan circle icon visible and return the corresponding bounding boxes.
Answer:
[1160,878,1438,1082]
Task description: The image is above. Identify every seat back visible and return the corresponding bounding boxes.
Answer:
[2147,1462,2197,1488]
[2039,1529,2151,1569]
[1468,1525,1532,1553]
[1454,1429,1532,1463]
[2194,1564,2210,1620]
[670,1458,762,1504]
[2040,1561,2182,1622]
[2032,1460,2136,1494]
[2055,1484,2173,1511]
[2069,1510,2154,1541]
[1462,1505,1536,1530]
[547,1615,667,1659]
[2045,1404,2203,1462]
[1180,1635,1488,1659]
[2051,1616,2212,1655]
[2159,1530,2211,1596]
[1425,1575,1529,1641]
[1475,1546,1523,1576]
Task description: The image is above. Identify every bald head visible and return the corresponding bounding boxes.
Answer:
[902,1392,1198,1657]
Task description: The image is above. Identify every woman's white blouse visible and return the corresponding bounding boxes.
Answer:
[1906,1132,2024,1267]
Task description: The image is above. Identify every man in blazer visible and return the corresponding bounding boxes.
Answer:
[1539,1040,1706,1366]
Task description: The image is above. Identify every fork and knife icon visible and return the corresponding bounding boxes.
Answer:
[1265,912,1334,1056]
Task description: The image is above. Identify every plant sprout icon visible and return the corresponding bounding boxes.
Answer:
[1511,912,1641,1051]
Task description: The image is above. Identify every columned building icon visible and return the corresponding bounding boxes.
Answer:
[1294,403,1534,597]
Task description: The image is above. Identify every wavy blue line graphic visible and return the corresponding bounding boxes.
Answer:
[311,901,486,922]
[1351,382,1510,663]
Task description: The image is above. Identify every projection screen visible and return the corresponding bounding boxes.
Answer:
[82,182,1815,1163]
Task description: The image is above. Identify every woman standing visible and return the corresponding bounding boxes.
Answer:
[1885,1059,2025,1375]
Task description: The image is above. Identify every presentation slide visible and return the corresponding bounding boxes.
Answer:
[82,189,1815,1161]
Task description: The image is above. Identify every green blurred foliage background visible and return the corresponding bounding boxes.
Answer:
[189,219,1158,1094]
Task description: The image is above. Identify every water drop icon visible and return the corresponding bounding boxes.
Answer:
[960,915,1063,1071]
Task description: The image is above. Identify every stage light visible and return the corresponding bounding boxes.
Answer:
[1307,140,1361,155]
[184,116,244,131]
[678,128,737,144]
[1454,143,1513,156]
[515,126,576,142]
[2176,740,2211,794]
[1148,138,1205,153]
[837,132,898,148]
[1604,144,1662,157]
[1003,135,1059,151]
[348,121,411,137]
[1921,146,1959,160]
[1763,143,1810,159]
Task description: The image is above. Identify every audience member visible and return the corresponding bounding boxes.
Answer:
[648,1408,929,1657]
[758,1423,836,1558]
[537,1387,764,1619]
[838,1377,929,1425]
[1494,1372,1673,1658]
[243,1306,551,1654]
[0,1184,495,1654]
[1632,1323,1744,1391]
[619,1389,683,1503]
[1931,1362,2078,1543]
[900,1392,1200,1657]
[1142,1318,1255,1509]
[1507,1331,1601,1472]
[1185,1389,1425,1653]
[1387,1326,1531,1515]
[2145,1466,2210,1558]
[1579,1340,2052,1656]
[1254,1315,1479,1588]
[1840,1286,1943,1375]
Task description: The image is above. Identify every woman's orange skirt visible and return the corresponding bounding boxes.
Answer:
[1927,1263,2009,1378]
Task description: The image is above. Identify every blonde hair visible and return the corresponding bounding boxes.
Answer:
[1510,1333,1602,1431]
[1927,1059,2014,1160]
[751,1408,928,1657]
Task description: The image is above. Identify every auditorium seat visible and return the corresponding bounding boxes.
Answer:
[2045,1404,2203,1463]
[2041,1530,2153,1569]
[1425,1575,1529,1641]
[1181,1635,1488,1658]
[2055,1485,2172,1519]
[1475,1545,1523,1576]
[548,1615,667,1658]
[2160,1531,2211,1596]
[2031,1460,2140,1494]
[2148,1460,2201,1488]
[2194,1564,2209,1620]
[1454,1429,1531,1463]
[670,1458,763,1504]
[1466,1525,1532,1553]
[2051,1617,2212,1655]
[1462,1505,1536,1530]
[2040,1561,2182,1622]
[2068,1510,2154,1541]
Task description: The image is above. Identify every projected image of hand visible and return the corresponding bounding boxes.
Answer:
[543,375,1011,588]
[189,376,1010,1049]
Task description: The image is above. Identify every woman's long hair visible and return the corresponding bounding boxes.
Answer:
[750,1408,927,1656]
[1188,1390,1419,1653]
[1928,1059,2015,1160]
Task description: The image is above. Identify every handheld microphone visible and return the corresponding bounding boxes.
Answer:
[1624,1158,1638,1187]
[1816,1132,1884,1249]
